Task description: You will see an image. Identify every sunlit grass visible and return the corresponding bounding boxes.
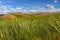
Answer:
[0,13,60,40]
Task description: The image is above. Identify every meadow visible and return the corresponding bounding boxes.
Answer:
[0,13,60,40]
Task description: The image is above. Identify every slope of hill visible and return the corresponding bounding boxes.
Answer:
[0,13,60,40]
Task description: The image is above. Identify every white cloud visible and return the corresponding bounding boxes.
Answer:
[7,7,60,13]
[0,4,60,14]
[0,0,59,14]
[46,4,51,7]
[38,7,45,10]
[48,6,55,10]
[54,0,58,3]
[28,10,36,12]
[9,7,25,13]
[0,1,2,4]
[46,4,55,10]
[0,6,8,14]
[15,7,23,12]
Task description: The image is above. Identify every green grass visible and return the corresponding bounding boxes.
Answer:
[0,13,60,40]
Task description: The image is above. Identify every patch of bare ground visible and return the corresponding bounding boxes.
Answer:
[2,14,16,20]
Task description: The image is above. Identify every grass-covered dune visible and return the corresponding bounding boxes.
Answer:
[0,13,60,40]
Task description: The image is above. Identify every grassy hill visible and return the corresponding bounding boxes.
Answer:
[0,13,60,40]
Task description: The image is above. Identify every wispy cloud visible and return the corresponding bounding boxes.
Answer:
[0,6,7,14]
[0,0,60,14]
[46,4,55,10]
[54,0,58,3]
[0,1,2,4]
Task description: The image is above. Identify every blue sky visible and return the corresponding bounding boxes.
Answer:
[0,0,60,13]
[0,0,59,9]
